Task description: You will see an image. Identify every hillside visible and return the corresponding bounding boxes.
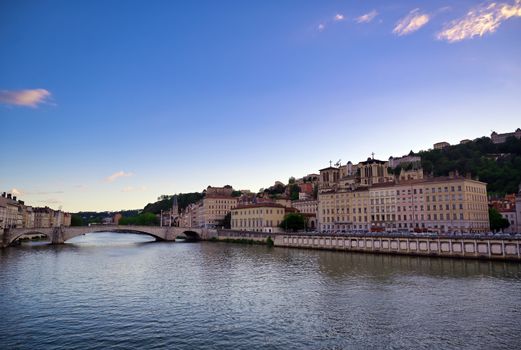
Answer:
[413,135,521,195]
[142,192,204,214]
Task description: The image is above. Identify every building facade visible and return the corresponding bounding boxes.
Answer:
[499,210,517,233]
[516,194,521,233]
[231,203,286,233]
[1,192,71,230]
[434,142,450,150]
[393,176,489,233]
[491,128,521,144]
[317,173,489,233]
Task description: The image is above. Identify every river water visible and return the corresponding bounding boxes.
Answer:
[1,232,520,349]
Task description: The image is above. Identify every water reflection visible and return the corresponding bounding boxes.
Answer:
[0,234,520,350]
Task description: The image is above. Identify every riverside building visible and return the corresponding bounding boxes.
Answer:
[316,157,490,233]
[231,203,287,233]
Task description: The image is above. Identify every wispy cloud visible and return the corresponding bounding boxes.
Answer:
[11,188,24,196]
[316,12,345,32]
[0,89,51,107]
[356,10,378,23]
[121,186,147,193]
[437,0,521,42]
[334,13,345,21]
[393,9,430,36]
[105,171,134,183]
[38,198,62,205]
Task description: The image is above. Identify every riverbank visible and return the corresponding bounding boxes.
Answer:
[214,230,521,261]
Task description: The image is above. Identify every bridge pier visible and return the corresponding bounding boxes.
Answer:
[1,229,9,248]
[51,227,65,245]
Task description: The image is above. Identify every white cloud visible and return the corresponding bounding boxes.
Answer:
[105,171,134,183]
[11,188,24,196]
[334,14,345,21]
[437,0,521,42]
[317,23,325,31]
[393,9,430,36]
[356,10,378,23]
[0,89,51,107]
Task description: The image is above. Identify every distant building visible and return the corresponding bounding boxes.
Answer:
[179,186,238,228]
[1,192,71,229]
[231,203,286,233]
[292,199,318,230]
[490,128,521,144]
[434,142,450,150]
[113,213,122,224]
[516,192,521,233]
[460,139,471,144]
[499,209,517,233]
[388,154,421,168]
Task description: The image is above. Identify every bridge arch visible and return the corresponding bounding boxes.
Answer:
[8,229,54,245]
[3,225,206,247]
[66,228,166,242]
[60,226,169,243]
[181,230,201,241]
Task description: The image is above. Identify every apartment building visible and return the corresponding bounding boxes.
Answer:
[394,176,489,233]
[231,203,286,233]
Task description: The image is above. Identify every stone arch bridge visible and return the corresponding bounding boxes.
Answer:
[1,225,216,248]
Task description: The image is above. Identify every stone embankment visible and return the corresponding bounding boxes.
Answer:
[215,230,521,261]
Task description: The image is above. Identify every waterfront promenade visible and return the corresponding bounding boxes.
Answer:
[216,230,521,261]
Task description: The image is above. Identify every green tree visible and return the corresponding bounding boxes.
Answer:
[119,212,159,226]
[71,214,84,226]
[489,208,510,232]
[289,184,300,200]
[217,212,231,229]
[279,213,307,232]
[288,176,296,184]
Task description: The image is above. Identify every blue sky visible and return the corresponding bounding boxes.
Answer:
[1,0,520,212]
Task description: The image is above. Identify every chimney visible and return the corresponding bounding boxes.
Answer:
[7,193,12,199]
[1,192,5,198]
[13,196,17,201]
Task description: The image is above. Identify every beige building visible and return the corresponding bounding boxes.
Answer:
[491,128,521,144]
[394,176,489,233]
[0,194,23,228]
[199,196,238,228]
[179,186,238,228]
[358,158,394,186]
[23,206,35,228]
[434,142,450,150]
[231,203,286,233]
[34,207,53,228]
[317,172,490,233]
[369,183,397,232]
[318,188,371,232]
[1,192,71,230]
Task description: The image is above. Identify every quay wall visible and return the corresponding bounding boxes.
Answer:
[275,234,521,261]
[215,229,270,243]
[215,230,521,261]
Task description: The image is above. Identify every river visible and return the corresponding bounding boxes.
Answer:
[1,232,520,349]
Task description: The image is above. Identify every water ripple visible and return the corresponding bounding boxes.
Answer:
[1,233,520,349]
